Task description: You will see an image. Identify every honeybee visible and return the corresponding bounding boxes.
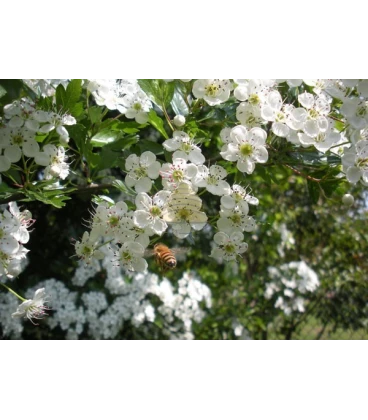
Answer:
[145,243,188,272]
[153,243,177,271]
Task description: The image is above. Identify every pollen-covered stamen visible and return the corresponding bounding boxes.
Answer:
[11,134,24,146]
[150,205,162,217]
[133,166,148,180]
[308,109,319,119]
[275,111,286,123]
[224,242,236,254]
[176,208,192,221]
[357,157,368,169]
[240,143,254,158]
[133,102,142,111]
[205,84,219,97]
[249,94,260,106]
[172,169,184,183]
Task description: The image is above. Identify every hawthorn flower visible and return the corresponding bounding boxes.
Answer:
[125,151,161,193]
[193,164,231,196]
[192,79,232,106]
[91,201,130,237]
[162,182,207,238]
[236,102,264,128]
[3,99,37,130]
[11,288,49,324]
[341,140,368,184]
[220,125,268,174]
[160,157,198,191]
[35,145,70,179]
[340,97,368,129]
[133,191,171,235]
[0,126,40,171]
[221,184,259,213]
[8,202,34,244]
[163,131,205,164]
[75,231,105,264]
[261,92,295,138]
[233,79,276,104]
[298,123,341,152]
[210,231,248,262]
[297,92,330,137]
[217,207,256,234]
[118,242,148,272]
[117,90,152,124]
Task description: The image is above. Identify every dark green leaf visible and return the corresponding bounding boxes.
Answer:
[139,139,164,155]
[307,180,320,204]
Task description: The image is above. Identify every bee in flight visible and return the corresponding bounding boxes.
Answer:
[145,243,189,272]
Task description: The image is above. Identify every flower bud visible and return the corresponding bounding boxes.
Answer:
[173,115,186,127]
[342,194,354,206]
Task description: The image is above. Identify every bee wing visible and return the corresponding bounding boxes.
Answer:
[171,247,190,256]
[144,249,156,258]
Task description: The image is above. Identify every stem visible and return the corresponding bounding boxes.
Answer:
[162,104,175,132]
[0,283,26,301]
[283,163,321,182]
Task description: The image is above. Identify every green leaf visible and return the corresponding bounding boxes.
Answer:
[148,109,168,139]
[138,79,175,109]
[55,84,67,109]
[55,79,82,115]
[0,84,6,99]
[0,79,24,105]
[88,106,104,124]
[63,79,82,111]
[91,129,124,147]
[307,180,320,204]
[22,189,73,208]
[139,138,164,155]
[66,124,88,154]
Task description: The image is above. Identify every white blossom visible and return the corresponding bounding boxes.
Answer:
[192,79,232,106]
[133,191,171,235]
[163,131,205,164]
[11,288,49,324]
[210,231,248,262]
[125,151,161,193]
[220,125,268,174]
[193,164,230,196]
[160,157,198,191]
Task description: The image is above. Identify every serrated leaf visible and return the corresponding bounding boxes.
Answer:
[22,189,72,208]
[0,80,24,105]
[66,124,88,154]
[88,106,104,124]
[148,109,168,139]
[55,84,67,109]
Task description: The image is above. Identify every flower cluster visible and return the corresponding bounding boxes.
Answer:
[14,267,211,340]
[87,79,152,123]
[264,261,320,315]
[0,202,34,279]
[0,98,75,178]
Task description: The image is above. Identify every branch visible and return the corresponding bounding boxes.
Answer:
[0,183,117,206]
